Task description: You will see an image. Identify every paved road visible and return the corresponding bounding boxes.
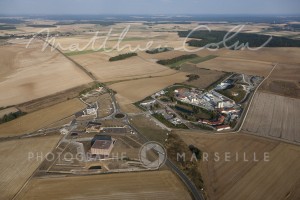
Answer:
[41,38,204,200]
[166,159,204,200]
[236,63,277,132]
[129,124,204,200]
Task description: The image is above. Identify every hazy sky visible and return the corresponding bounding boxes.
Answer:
[0,0,299,15]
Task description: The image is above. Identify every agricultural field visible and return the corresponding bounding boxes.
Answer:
[0,40,92,107]
[177,130,300,200]
[223,47,300,65]
[0,98,86,137]
[180,64,227,89]
[196,57,273,76]
[242,91,300,144]
[109,73,188,111]
[72,53,178,82]
[1,17,300,200]
[0,135,61,200]
[18,82,96,113]
[54,30,185,54]
[1,22,98,36]
[260,64,300,98]
[16,170,191,200]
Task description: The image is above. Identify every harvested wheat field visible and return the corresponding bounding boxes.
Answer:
[72,53,178,82]
[242,91,300,144]
[0,135,61,200]
[266,64,300,81]
[196,57,273,76]
[109,73,187,108]
[16,170,191,200]
[56,31,185,54]
[260,64,300,98]
[180,64,227,89]
[0,40,92,107]
[0,98,86,137]
[224,47,300,65]
[177,130,300,200]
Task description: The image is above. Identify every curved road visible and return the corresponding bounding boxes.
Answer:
[45,38,204,200]
[130,124,204,200]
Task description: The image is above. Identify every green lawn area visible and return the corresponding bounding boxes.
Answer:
[218,84,247,103]
[131,115,168,144]
[189,55,218,64]
[152,113,188,129]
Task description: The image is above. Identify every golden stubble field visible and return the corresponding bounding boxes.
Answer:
[0,135,61,200]
[242,62,300,144]
[0,98,86,137]
[71,53,178,83]
[54,30,186,54]
[242,91,300,144]
[16,170,191,200]
[260,63,300,98]
[196,57,273,76]
[177,130,300,200]
[0,40,92,107]
[109,73,188,111]
[224,47,300,65]
[189,48,300,77]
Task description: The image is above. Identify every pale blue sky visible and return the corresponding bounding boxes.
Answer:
[0,0,299,15]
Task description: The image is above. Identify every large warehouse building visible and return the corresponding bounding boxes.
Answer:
[91,135,115,157]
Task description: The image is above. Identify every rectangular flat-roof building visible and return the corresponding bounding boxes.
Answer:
[91,136,115,156]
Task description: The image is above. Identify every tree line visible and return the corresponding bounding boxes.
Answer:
[178,30,300,48]
[146,47,173,54]
[157,54,198,65]
[109,53,137,62]
[0,111,26,124]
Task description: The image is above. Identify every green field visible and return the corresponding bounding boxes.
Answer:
[189,55,218,64]
[0,25,16,30]
[159,55,218,70]
[218,84,247,103]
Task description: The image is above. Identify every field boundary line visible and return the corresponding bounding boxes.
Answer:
[11,135,63,200]
[236,63,277,133]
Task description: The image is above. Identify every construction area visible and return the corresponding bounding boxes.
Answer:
[34,87,157,175]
